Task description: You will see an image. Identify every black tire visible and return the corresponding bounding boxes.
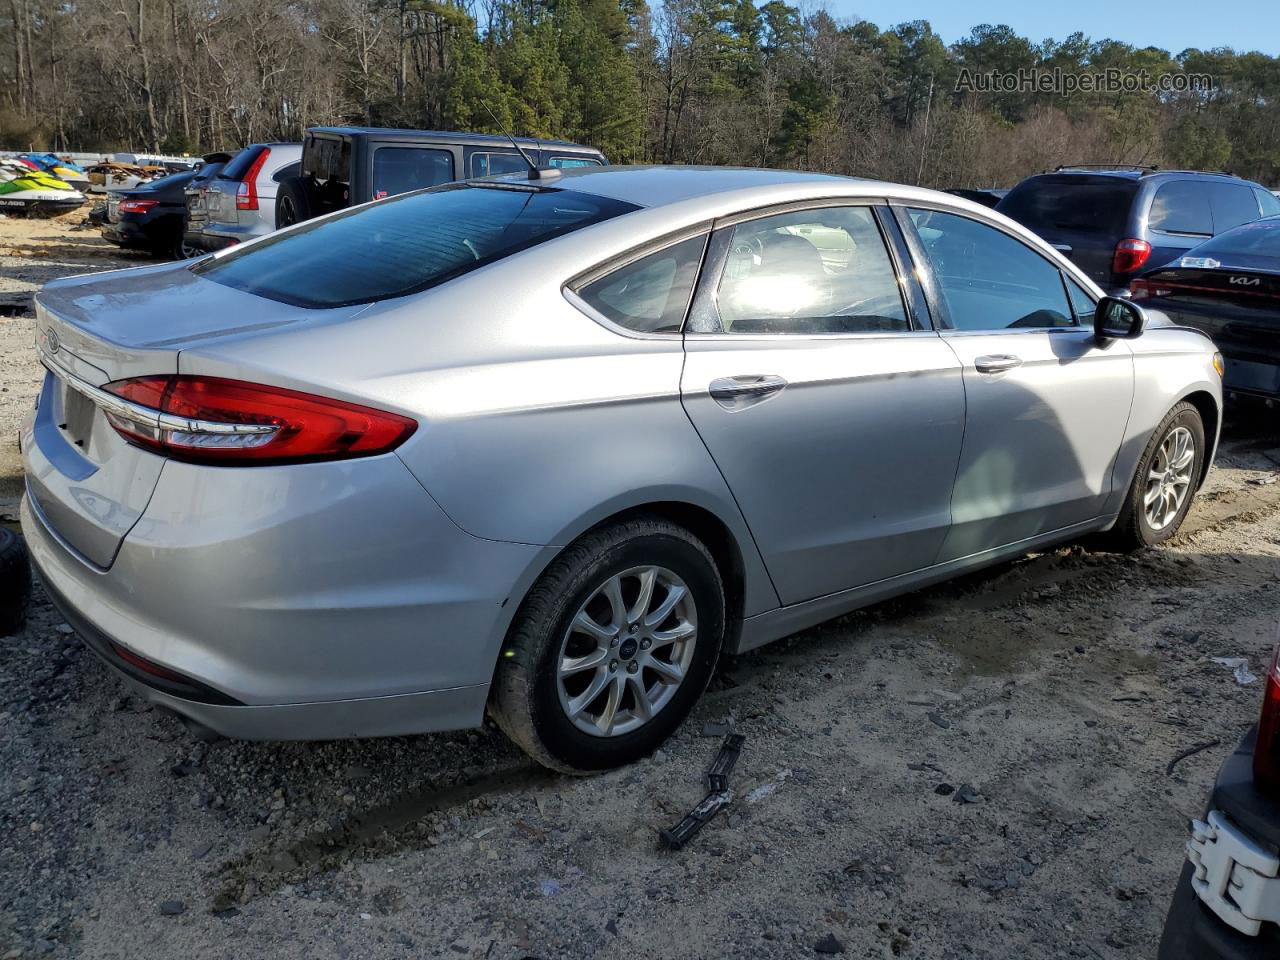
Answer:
[275,177,315,228]
[1109,401,1205,551]
[0,527,32,638]
[489,517,725,773]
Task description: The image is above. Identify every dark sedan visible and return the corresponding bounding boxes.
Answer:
[1133,217,1280,399]
[101,168,203,259]
[1158,640,1280,957]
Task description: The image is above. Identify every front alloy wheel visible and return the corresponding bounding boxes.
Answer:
[557,565,698,738]
[1143,425,1195,531]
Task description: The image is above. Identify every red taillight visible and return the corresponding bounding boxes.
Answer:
[101,375,416,465]
[109,641,189,684]
[118,198,159,214]
[1112,238,1152,275]
[1255,643,1280,792]
[235,148,270,211]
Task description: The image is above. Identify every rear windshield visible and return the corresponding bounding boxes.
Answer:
[194,182,639,308]
[997,177,1138,235]
[217,146,264,181]
[136,170,196,192]
[1187,218,1280,258]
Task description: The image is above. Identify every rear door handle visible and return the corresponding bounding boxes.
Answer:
[974,355,1023,374]
[709,375,787,410]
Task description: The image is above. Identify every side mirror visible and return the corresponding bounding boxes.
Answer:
[1094,296,1146,342]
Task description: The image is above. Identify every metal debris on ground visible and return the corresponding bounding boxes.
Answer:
[1210,656,1258,685]
[659,733,744,850]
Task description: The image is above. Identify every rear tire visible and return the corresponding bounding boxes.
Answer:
[489,517,725,773]
[275,177,315,228]
[1108,401,1205,551]
[0,527,31,638]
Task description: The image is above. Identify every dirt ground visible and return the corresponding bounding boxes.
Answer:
[3,213,1280,960]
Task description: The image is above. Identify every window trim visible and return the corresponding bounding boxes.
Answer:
[563,223,713,340]
[891,199,1096,335]
[684,197,920,340]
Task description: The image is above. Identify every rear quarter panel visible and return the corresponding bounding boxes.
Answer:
[177,210,784,618]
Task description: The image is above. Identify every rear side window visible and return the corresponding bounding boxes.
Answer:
[218,146,264,181]
[996,177,1137,235]
[548,156,602,169]
[471,153,529,178]
[575,235,706,334]
[1149,182,1213,235]
[272,161,301,183]
[1210,183,1262,232]
[1258,190,1280,218]
[689,206,909,335]
[303,136,351,184]
[195,183,638,308]
[372,147,454,199]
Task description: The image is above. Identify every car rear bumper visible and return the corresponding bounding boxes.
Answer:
[100,220,154,250]
[202,220,271,248]
[20,451,551,738]
[1159,729,1280,958]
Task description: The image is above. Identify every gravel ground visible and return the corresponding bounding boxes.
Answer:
[3,214,1280,959]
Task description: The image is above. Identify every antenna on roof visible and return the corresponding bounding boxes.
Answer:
[482,103,559,182]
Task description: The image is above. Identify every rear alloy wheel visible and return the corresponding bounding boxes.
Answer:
[490,518,724,772]
[1110,401,1205,550]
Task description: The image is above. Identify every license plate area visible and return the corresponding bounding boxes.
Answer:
[57,376,97,450]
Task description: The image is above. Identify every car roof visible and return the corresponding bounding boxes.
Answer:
[308,126,600,151]
[488,164,896,209]
[1022,168,1251,184]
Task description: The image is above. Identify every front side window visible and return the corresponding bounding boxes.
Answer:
[575,235,706,334]
[1257,189,1280,218]
[196,183,639,308]
[1149,181,1213,235]
[906,208,1074,330]
[471,152,530,178]
[689,206,908,334]
[372,147,454,199]
[1066,278,1097,323]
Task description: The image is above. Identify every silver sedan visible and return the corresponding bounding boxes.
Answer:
[20,166,1223,770]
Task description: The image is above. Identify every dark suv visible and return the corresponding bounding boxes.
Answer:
[275,127,607,227]
[996,166,1280,294]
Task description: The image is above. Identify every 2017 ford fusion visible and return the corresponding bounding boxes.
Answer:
[21,166,1223,771]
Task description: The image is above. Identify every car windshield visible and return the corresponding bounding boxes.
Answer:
[195,182,639,307]
[1188,218,1280,259]
[997,177,1137,235]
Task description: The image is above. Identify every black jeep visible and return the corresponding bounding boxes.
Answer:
[276,126,607,227]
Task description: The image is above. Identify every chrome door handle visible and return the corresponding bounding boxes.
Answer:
[974,355,1023,374]
[709,375,787,410]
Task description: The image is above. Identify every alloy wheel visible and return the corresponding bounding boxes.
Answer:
[1143,425,1195,531]
[555,565,698,738]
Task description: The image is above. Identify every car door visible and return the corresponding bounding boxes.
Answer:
[679,201,966,605]
[894,204,1135,562]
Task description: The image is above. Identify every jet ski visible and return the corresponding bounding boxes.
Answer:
[16,153,91,192]
[0,160,86,216]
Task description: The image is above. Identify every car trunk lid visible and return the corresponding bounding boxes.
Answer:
[26,263,366,567]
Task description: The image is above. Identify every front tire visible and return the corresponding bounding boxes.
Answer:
[489,517,725,772]
[1109,401,1205,550]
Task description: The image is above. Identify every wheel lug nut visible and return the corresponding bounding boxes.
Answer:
[640,639,651,649]
[626,661,638,674]
[609,660,617,672]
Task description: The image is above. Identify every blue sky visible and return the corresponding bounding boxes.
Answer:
[831,0,1280,55]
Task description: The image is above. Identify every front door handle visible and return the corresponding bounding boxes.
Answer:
[974,355,1023,374]
[709,375,787,410]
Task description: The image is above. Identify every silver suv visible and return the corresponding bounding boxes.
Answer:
[198,142,301,251]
